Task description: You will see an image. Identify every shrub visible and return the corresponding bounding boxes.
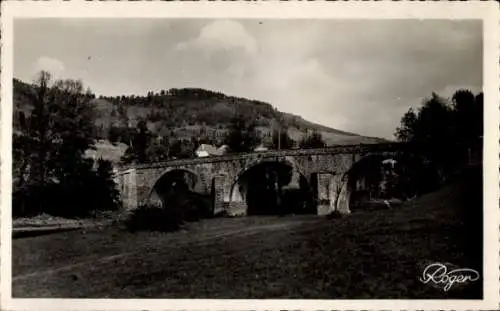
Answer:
[124,204,183,232]
[174,192,213,221]
[12,159,121,218]
[326,210,344,220]
[124,192,213,232]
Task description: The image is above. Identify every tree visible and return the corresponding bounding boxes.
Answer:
[122,119,153,164]
[116,103,129,128]
[49,78,97,183]
[12,128,32,191]
[452,90,483,156]
[225,114,260,153]
[93,159,121,211]
[397,93,456,172]
[146,136,171,162]
[169,139,195,159]
[394,90,483,195]
[12,71,122,217]
[299,130,326,149]
[271,127,295,150]
[21,71,53,186]
[14,71,97,186]
[395,108,418,142]
[108,126,121,144]
[134,120,152,163]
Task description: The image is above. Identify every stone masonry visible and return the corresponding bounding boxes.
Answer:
[113,143,403,215]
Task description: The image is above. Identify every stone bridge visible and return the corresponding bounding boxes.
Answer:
[113,143,406,216]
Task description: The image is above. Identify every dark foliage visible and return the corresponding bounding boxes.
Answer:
[395,89,483,195]
[169,139,196,159]
[120,120,201,164]
[100,88,277,130]
[125,168,213,232]
[224,114,261,153]
[124,205,183,232]
[299,130,326,149]
[270,127,295,150]
[108,126,135,145]
[326,210,344,219]
[95,159,122,210]
[144,137,171,162]
[12,71,121,218]
[121,119,152,164]
[13,159,121,218]
[124,194,212,232]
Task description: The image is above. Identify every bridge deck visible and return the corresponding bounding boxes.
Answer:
[115,142,404,174]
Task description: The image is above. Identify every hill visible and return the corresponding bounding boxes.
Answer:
[13,78,388,162]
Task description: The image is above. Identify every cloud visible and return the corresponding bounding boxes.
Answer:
[176,20,258,55]
[33,56,65,79]
[169,19,481,139]
[15,19,481,140]
[172,20,481,139]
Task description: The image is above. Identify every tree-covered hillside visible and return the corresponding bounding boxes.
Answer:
[13,78,386,154]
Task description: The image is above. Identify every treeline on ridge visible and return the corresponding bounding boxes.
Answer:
[97,87,280,130]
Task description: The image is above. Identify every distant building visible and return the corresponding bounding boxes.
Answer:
[218,145,229,154]
[254,145,268,152]
[195,144,227,158]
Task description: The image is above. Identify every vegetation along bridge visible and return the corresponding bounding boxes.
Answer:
[113,143,406,216]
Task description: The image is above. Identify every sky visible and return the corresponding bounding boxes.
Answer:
[14,19,482,139]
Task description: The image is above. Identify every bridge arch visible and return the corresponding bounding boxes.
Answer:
[146,167,209,208]
[227,159,314,216]
[229,157,308,186]
[339,152,401,212]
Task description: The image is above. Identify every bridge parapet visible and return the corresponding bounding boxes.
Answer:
[115,142,404,174]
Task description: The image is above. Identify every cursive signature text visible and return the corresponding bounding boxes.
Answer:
[419,262,480,291]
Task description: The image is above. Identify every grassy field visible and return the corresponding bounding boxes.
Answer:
[12,167,482,299]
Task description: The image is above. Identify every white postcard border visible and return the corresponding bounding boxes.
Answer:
[1,1,499,310]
